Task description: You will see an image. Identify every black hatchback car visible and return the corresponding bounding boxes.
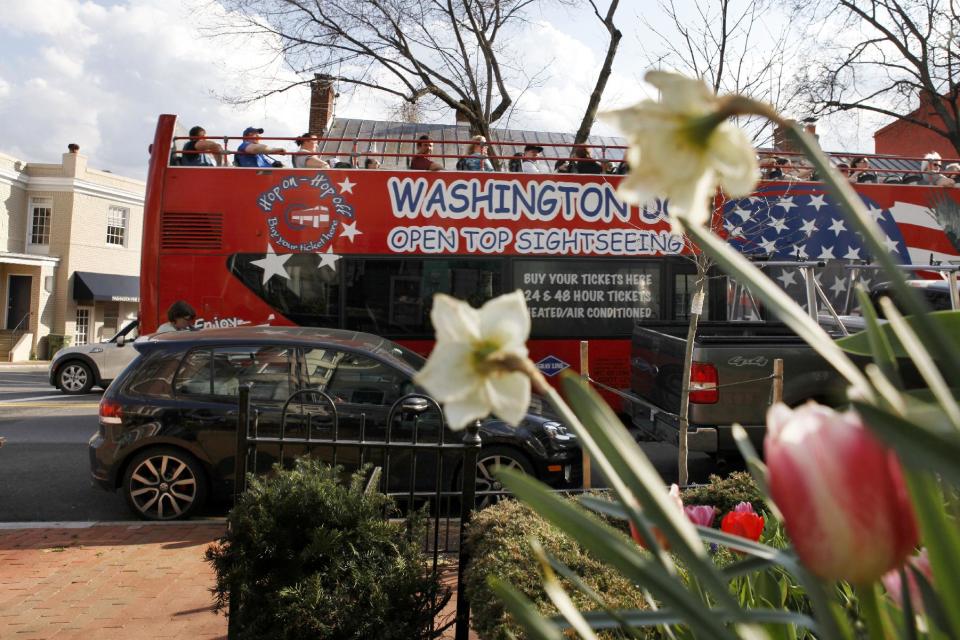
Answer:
[90,326,580,520]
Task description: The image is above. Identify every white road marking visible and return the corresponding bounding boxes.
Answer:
[0,394,98,404]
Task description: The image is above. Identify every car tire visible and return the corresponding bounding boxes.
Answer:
[57,361,94,395]
[122,447,209,521]
[471,445,535,508]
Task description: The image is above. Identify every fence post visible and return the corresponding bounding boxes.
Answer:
[227,383,251,640]
[579,340,592,490]
[771,359,784,405]
[454,420,482,640]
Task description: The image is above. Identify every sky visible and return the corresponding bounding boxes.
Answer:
[0,0,887,181]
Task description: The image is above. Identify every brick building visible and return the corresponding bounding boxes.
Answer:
[0,149,144,360]
[873,92,960,160]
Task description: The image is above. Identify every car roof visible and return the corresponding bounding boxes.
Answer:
[139,326,401,353]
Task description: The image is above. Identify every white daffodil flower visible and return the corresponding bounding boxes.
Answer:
[601,71,759,231]
[414,291,532,430]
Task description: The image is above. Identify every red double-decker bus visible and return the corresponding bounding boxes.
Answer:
[141,115,960,406]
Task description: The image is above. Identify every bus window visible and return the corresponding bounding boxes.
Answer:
[513,260,661,337]
[227,253,341,327]
[343,258,502,335]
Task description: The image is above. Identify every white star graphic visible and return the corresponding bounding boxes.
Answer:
[729,225,746,238]
[829,275,848,296]
[844,246,862,260]
[883,236,901,253]
[733,207,753,221]
[759,236,778,253]
[808,194,827,211]
[818,244,835,260]
[796,245,809,259]
[769,216,789,234]
[867,204,885,223]
[317,248,341,271]
[777,269,797,288]
[776,197,798,212]
[340,220,362,242]
[250,245,292,284]
[800,218,818,236]
[828,218,847,236]
[337,177,356,194]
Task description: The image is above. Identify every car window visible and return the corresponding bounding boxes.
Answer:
[302,348,413,406]
[209,345,296,402]
[125,350,180,397]
[175,349,213,395]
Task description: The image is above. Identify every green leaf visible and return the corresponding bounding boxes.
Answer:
[852,401,960,486]
[530,539,600,640]
[557,374,739,608]
[837,311,960,358]
[854,288,902,386]
[487,575,564,640]
[497,468,740,640]
[912,562,956,638]
[554,608,817,631]
[905,472,960,635]
[732,424,782,521]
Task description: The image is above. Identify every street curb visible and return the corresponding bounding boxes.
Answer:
[0,518,227,530]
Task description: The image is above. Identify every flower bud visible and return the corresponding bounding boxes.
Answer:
[684,505,718,528]
[882,549,931,612]
[720,502,764,541]
[766,403,918,585]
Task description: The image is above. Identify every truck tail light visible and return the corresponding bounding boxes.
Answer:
[689,362,719,404]
[99,398,123,424]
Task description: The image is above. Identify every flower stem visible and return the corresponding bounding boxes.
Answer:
[857,582,895,640]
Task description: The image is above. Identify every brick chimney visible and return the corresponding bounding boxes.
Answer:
[309,74,336,136]
[772,118,818,152]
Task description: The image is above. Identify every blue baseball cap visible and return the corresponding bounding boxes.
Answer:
[243,126,264,136]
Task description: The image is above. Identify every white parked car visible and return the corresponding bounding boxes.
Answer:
[49,320,140,394]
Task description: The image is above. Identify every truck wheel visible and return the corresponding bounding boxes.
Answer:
[58,361,94,394]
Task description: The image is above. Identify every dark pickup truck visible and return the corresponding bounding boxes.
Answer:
[626,321,857,460]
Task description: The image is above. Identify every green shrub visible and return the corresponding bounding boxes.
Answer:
[464,498,654,640]
[44,334,70,359]
[206,459,450,640]
[680,471,764,517]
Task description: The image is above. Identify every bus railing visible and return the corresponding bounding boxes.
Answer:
[169,133,960,182]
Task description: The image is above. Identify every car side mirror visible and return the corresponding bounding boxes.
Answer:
[116,335,126,347]
[401,397,431,414]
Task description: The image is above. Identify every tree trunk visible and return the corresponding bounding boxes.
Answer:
[677,273,706,487]
[573,1,622,145]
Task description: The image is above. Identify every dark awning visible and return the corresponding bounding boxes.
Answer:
[73,271,139,303]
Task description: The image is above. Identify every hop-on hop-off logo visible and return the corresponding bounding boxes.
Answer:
[255,173,356,252]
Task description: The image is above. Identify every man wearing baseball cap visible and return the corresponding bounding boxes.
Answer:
[521,144,544,173]
[235,126,287,168]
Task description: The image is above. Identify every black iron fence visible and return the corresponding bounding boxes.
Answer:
[228,384,480,640]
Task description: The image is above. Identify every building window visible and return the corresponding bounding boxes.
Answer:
[74,308,91,346]
[29,198,52,245]
[107,206,128,246]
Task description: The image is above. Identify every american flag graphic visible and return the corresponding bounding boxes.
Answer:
[722,183,960,305]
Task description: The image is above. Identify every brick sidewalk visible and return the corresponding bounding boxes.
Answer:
[0,522,479,639]
[0,523,227,639]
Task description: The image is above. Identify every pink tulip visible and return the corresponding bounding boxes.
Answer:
[684,505,718,528]
[732,502,755,514]
[765,403,918,585]
[882,549,932,611]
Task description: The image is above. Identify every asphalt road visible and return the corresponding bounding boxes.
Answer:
[0,370,131,522]
[0,370,724,523]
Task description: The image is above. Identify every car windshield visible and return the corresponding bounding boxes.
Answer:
[376,342,427,372]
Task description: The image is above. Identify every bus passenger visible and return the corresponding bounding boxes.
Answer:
[364,158,380,169]
[235,127,286,168]
[292,133,330,169]
[409,135,443,171]
[520,144,544,173]
[570,146,603,174]
[460,135,494,171]
[921,152,956,187]
[156,301,197,334]
[182,126,225,167]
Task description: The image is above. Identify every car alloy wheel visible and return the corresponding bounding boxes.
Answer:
[474,447,533,508]
[125,449,206,520]
[59,362,93,394]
